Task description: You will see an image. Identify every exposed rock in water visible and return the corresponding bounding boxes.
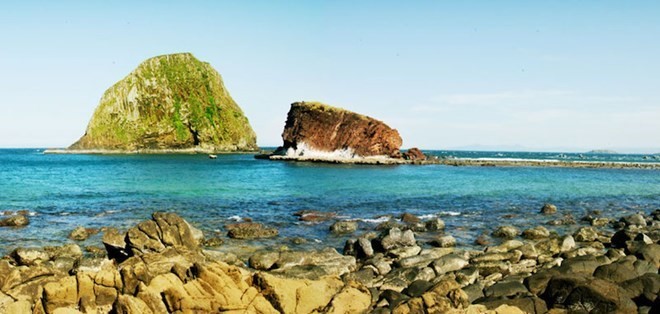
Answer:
[403,147,426,161]
[68,53,257,152]
[0,214,29,227]
[277,101,403,158]
[540,203,557,215]
[226,222,278,239]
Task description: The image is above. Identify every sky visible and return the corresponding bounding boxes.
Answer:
[0,1,659,152]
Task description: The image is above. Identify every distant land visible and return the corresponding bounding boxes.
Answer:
[446,144,660,155]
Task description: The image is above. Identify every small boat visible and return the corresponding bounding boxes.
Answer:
[208,154,217,159]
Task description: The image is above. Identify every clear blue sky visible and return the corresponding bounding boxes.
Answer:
[1,1,658,152]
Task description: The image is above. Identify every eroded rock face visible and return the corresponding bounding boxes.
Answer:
[279,101,403,158]
[69,53,257,152]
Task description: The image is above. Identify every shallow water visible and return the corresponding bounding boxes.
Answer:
[1,149,659,255]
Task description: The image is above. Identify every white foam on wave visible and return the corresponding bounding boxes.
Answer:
[359,216,391,224]
[418,214,437,220]
[227,215,242,221]
[439,211,461,216]
[285,142,358,159]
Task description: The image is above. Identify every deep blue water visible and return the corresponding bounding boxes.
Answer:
[1,149,659,255]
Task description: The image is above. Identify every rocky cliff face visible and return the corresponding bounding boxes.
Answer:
[279,102,402,158]
[69,53,257,152]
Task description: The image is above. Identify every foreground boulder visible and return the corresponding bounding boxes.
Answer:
[68,53,257,152]
[276,101,403,158]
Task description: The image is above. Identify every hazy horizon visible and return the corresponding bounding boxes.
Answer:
[1,1,658,152]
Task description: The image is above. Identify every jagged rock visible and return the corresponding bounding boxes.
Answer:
[492,226,520,238]
[102,227,130,262]
[278,101,403,158]
[392,278,469,313]
[329,221,358,234]
[403,148,426,161]
[226,222,278,239]
[0,215,29,227]
[126,212,199,254]
[478,296,547,314]
[400,213,420,224]
[344,237,375,259]
[68,53,257,152]
[540,204,557,215]
[376,228,416,251]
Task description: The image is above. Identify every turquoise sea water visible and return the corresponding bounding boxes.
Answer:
[1,149,659,254]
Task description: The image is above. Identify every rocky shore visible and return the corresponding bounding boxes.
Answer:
[0,205,658,313]
[263,154,660,170]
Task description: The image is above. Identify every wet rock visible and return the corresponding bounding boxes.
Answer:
[540,204,557,215]
[492,226,520,238]
[400,213,420,224]
[85,246,106,258]
[126,212,200,254]
[522,226,550,239]
[475,234,491,246]
[540,275,637,313]
[431,235,456,248]
[0,215,29,227]
[610,229,634,248]
[69,226,99,241]
[226,222,278,239]
[329,220,358,234]
[424,218,445,231]
[573,226,598,242]
[294,210,336,222]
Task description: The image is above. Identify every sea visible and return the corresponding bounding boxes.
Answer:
[1,148,659,255]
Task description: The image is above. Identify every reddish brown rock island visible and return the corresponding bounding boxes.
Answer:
[264,101,427,164]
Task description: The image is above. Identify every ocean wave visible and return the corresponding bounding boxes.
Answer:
[358,216,391,224]
[439,211,461,216]
[227,215,242,221]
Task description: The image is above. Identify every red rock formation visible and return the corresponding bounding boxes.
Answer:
[280,102,403,157]
[404,148,426,161]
